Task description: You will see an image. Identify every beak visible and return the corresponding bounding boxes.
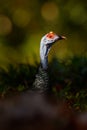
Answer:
[61,36,67,40]
[59,35,67,40]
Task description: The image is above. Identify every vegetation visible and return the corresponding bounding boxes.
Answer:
[49,56,87,111]
[0,56,87,111]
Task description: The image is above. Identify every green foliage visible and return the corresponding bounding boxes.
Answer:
[0,56,87,111]
[0,63,37,95]
[49,56,87,91]
[49,56,87,111]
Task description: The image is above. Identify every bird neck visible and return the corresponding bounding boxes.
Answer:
[40,41,48,70]
[40,56,48,70]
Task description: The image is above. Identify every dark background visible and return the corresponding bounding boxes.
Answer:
[0,0,87,68]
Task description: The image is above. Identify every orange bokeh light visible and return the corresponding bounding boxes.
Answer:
[41,2,59,21]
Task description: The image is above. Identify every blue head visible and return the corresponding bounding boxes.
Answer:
[40,31,66,69]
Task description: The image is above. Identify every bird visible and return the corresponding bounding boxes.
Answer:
[33,31,66,93]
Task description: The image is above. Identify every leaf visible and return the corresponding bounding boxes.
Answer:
[17,85,25,91]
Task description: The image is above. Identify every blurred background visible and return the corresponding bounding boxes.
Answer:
[0,0,87,68]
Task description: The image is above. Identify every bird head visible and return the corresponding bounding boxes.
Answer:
[40,31,66,58]
[40,31,66,69]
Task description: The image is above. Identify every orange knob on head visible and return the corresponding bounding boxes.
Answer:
[46,31,55,39]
